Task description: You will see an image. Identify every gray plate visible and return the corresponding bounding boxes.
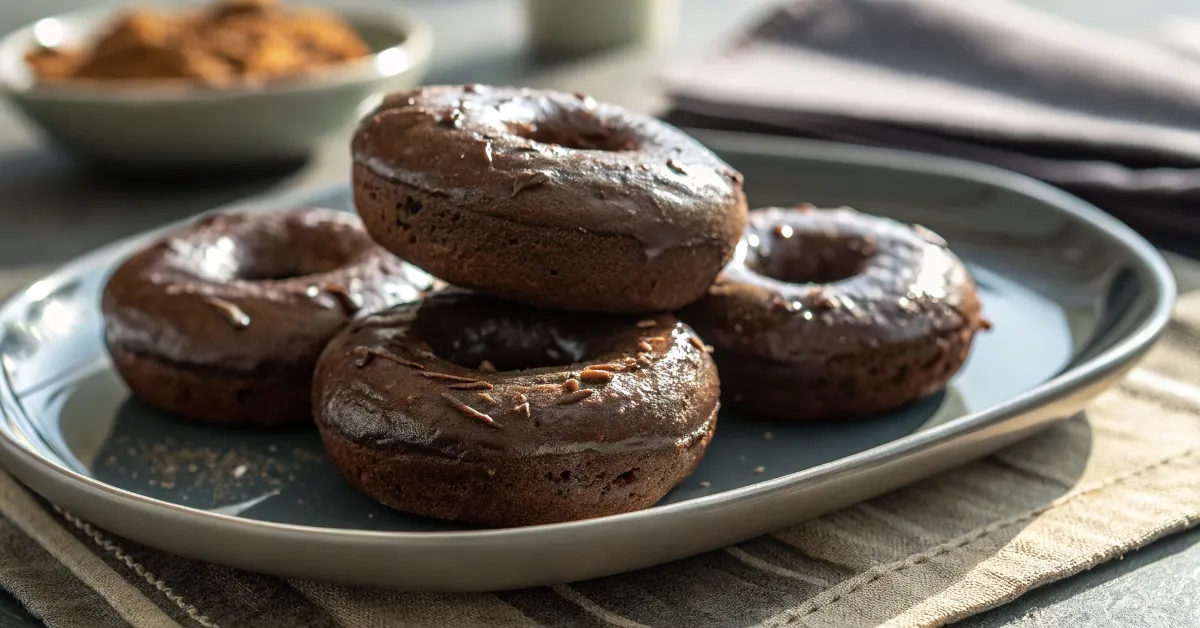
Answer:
[0,132,1175,591]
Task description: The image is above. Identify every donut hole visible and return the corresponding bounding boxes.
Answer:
[235,256,345,281]
[191,219,357,282]
[505,121,638,152]
[407,295,645,373]
[436,341,585,372]
[750,232,875,285]
[232,245,350,281]
[421,317,594,372]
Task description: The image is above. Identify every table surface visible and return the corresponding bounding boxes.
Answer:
[1,0,1199,626]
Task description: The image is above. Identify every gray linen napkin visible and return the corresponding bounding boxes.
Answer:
[662,0,1200,238]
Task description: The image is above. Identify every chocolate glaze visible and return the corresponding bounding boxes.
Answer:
[682,206,986,420]
[102,208,433,372]
[351,85,746,259]
[200,296,251,329]
[685,206,984,362]
[314,290,720,460]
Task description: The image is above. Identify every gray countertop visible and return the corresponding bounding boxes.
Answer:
[0,0,1198,626]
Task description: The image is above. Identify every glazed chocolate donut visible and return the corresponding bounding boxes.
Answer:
[102,208,432,426]
[352,85,748,313]
[682,206,987,421]
[312,291,720,526]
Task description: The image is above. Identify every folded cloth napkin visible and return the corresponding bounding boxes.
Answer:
[0,259,1199,628]
[661,0,1200,240]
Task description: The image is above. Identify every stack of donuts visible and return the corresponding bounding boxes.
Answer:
[101,85,987,527]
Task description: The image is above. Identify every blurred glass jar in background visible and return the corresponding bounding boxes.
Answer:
[526,0,680,57]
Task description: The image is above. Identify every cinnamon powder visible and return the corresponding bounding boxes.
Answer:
[26,0,369,87]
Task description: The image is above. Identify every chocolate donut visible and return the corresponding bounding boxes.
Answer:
[352,85,748,313]
[682,206,987,421]
[102,208,432,426]
[312,291,720,526]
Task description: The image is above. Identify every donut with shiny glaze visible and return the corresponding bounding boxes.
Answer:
[312,290,720,526]
[352,84,748,313]
[102,208,432,426]
[682,206,987,421]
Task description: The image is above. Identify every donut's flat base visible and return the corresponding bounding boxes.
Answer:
[717,324,978,421]
[316,415,715,527]
[0,132,1172,590]
[107,345,314,427]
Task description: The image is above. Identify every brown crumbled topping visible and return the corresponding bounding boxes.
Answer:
[562,378,580,393]
[199,296,250,329]
[352,346,424,370]
[579,369,614,383]
[511,171,551,197]
[420,371,484,383]
[448,380,494,391]
[313,283,361,314]
[440,393,501,428]
[810,290,841,310]
[585,363,625,372]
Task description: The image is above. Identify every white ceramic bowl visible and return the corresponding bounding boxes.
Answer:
[0,4,433,169]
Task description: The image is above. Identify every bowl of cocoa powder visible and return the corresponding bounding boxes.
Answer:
[0,0,432,170]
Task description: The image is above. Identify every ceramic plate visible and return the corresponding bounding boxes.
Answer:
[0,132,1174,590]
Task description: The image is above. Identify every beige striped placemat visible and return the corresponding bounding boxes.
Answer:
[0,257,1198,628]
